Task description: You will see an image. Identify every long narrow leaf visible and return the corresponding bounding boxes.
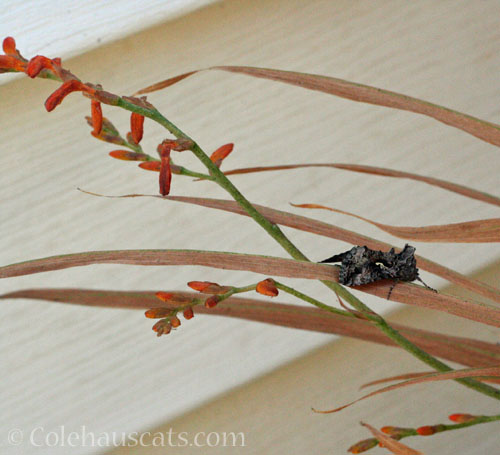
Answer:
[2,249,500,326]
[222,163,500,208]
[135,66,500,148]
[315,366,500,414]
[292,203,500,243]
[3,288,500,367]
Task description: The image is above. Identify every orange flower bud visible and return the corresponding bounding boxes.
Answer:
[187,281,232,294]
[380,426,412,438]
[347,438,378,453]
[2,37,17,55]
[109,150,149,161]
[170,316,181,328]
[155,291,174,302]
[45,79,95,112]
[256,278,279,297]
[159,148,172,196]
[0,55,25,72]
[91,100,103,136]
[130,112,145,144]
[205,296,220,308]
[138,161,161,171]
[26,55,57,78]
[152,320,171,336]
[210,143,233,167]
[416,424,445,436]
[183,307,194,320]
[448,413,477,423]
[145,308,172,319]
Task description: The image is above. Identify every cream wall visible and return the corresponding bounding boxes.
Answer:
[1,1,499,454]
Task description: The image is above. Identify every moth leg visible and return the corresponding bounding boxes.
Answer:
[386,280,399,300]
[416,276,437,293]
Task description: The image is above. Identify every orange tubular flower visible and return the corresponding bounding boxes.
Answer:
[448,413,477,423]
[45,79,96,112]
[183,307,194,320]
[91,100,103,136]
[109,150,149,161]
[138,161,161,171]
[130,112,145,144]
[2,37,17,55]
[210,143,234,168]
[145,308,172,319]
[347,438,378,453]
[0,55,26,72]
[158,143,172,196]
[26,55,61,78]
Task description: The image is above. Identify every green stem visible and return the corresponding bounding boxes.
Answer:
[274,281,350,317]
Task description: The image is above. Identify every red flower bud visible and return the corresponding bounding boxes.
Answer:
[416,424,445,436]
[256,278,279,297]
[91,100,103,136]
[210,143,233,167]
[0,55,25,72]
[130,112,145,144]
[145,308,172,319]
[159,147,172,196]
[138,161,161,171]
[2,37,17,55]
[448,413,477,423]
[204,296,220,308]
[183,307,194,320]
[109,150,150,161]
[155,292,174,303]
[187,281,232,294]
[347,438,378,453]
[170,316,181,328]
[26,55,58,78]
[152,320,171,336]
[45,79,95,112]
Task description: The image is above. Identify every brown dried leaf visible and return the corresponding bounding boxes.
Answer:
[3,288,500,368]
[292,203,500,243]
[134,67,500,147]
[315,366,500,414]
[361,422,423,455]
[361,371,500,389]
[223,163,500,207]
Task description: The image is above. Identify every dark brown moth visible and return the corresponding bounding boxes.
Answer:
[320,244,436,299]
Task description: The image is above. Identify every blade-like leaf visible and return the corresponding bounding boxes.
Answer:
[361,371,500,389]
[292,203,500,243]
[2,248,500,327]
[0,249,334,281]
[222,162,500,208]
[135,66,500,148]
[3,288,500,367]
[361,422,423,455]
[316,366,500,414]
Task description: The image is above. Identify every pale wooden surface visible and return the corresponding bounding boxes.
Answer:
[1,0,499,454]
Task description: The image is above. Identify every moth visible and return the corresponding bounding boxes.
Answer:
[320,244,435,299]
